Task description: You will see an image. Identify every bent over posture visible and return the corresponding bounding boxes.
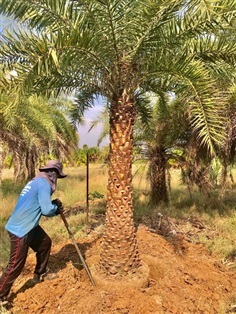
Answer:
[0,160,66,304]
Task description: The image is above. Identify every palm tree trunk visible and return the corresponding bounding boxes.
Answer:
[25,149,36,179]
[13,151,28,183]
[99,95,141,276]
[0,141,4,186]
[149,146,169,205]
[219,161,228,200]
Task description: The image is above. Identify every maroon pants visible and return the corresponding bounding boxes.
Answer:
[0,225,51,298]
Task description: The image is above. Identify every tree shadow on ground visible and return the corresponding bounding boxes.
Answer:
[49,241,93,272]
[10,240,95,302]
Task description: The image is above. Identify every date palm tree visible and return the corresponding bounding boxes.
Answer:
[134,91,177,205]
[0,80,78,182]
[0,0,235,278]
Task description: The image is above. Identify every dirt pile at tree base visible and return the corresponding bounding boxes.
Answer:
[5,225,236,314]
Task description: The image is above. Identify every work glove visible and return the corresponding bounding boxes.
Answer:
[52,198,64,215]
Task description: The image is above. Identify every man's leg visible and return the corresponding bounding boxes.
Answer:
[0,232,29,299]
[28,225,52,277]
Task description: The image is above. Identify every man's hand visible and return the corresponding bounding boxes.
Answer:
[52,198,62,207]
[52,198,64,215]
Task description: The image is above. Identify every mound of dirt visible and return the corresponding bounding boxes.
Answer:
[5,225,236,314]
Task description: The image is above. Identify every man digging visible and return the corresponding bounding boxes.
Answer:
[0,160,66,307]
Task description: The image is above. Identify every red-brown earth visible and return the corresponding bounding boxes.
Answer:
[4,217,236,314]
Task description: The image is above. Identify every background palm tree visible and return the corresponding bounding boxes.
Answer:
[0,79,78,182]
[0,0,235,278]
[134,91,177,205]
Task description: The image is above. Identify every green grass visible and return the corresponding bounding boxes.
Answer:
[2,164,236,272]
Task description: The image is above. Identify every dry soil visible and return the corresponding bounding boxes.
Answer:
[4,221,236,314]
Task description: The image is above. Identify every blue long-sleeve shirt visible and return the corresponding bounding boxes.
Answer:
[6,177,58,238]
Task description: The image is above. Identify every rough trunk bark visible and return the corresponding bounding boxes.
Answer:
[99,95,141,276]
[0,142,3,186]
[25,150,36,179]
[149,145,169,205]
[13,152,28,183]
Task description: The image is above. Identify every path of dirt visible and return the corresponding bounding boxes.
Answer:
[4,224,236,314]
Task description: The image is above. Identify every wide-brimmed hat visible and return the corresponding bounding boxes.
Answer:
[39,160,67,178]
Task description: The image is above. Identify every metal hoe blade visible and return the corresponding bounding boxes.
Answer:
[60,211,96,286]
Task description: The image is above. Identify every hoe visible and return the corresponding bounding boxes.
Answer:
[60,210,96,286]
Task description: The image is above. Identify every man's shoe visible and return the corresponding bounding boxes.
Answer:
[41,272,58,281]
[33,273,41,283]
[33,271,58,282]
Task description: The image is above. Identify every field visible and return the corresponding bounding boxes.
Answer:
[1,164,236,313]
